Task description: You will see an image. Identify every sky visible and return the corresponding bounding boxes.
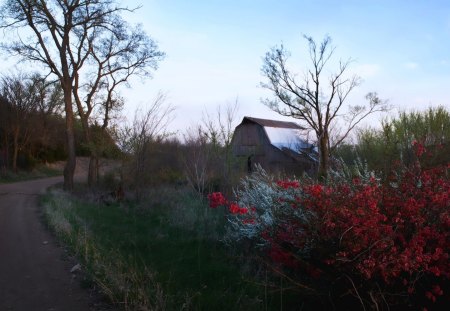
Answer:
[117,0,450,134]
[3,0,450,136]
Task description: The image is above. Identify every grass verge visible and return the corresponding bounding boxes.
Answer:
[40,186,270,310]
[0,165,61,183]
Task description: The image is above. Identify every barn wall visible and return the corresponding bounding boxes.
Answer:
[232,123,267,156]
[264,145,304,176]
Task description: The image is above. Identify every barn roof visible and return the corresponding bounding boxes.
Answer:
[264,126,308,150]
[242,116,304,130]
[240,116,317,158]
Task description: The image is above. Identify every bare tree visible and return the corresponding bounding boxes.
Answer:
[201,99,239,148]
[261,35,388,180]
[116,92,175,200]
[0,74,40,171]
[182,126,211,196]
[73,22,164,187]
[202,100,239,188]
[32,74,64,117]
[183,100,240,195]
[0,0,164,190]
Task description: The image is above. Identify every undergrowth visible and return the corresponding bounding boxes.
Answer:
[41,186,273,310]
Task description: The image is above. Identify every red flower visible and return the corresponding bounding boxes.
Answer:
[276,180,300,189]
[412,140,426,157]
[229,203,249,214]
[207,192,227,208]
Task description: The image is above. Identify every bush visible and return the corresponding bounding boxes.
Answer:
[17,153,38,171]
[336,106,450,179]
[210,145,450,310]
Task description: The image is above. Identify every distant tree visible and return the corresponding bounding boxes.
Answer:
[0,74,40,171]
[0,0,164,190]
[116,92,174,200]
[30,74,65,161]
[0,73,65,169]
[358,106,450,173]
[183,101,240,195]
[261,35,388,180]
[72,19,164,187]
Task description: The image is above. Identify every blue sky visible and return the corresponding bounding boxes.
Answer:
[3,1,450,134]
[118,0,450,133]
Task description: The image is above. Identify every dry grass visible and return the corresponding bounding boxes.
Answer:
[42,189,167,310]
[41,186,267,310]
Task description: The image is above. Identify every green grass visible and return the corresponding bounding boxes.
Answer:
[0,165,61,183]
[40,186,274,310]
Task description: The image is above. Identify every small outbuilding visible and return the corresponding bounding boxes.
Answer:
[231,116,318,176]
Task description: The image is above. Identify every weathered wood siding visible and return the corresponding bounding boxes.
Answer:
[232,117,317,176]
[232,123,266,156]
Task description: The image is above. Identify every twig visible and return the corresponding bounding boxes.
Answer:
[369,291,379,311]
[339,225,353,247]
[345,274,366,311]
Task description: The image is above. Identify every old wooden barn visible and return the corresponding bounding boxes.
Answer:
[231,116,318,176]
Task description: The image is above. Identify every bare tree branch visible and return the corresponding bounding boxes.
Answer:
[0,0,165,189]
[261,35,386,180]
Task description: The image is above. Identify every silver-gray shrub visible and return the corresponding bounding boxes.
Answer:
[223,165,315,256]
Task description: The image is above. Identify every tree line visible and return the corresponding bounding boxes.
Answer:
[337,106,450,177]
[0,73,120,172]
[0,0,164,190]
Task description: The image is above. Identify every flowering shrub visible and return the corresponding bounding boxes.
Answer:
[209,151,450,309]
[207,192,227,208]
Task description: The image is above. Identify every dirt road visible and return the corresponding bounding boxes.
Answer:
[0,177,96,311]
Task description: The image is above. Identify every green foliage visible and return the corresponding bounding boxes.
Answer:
[41,186,273,310]
[336,106,450,176]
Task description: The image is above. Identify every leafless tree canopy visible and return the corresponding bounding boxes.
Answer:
[114,92,175,199]
[183,101,240,195]
[261,35,388,179]
[0,0,165,189]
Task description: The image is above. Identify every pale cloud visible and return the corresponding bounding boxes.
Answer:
[354,64,381,78]
[404,62,419,70]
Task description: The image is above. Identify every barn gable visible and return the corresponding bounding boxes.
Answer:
[232,116,317,175]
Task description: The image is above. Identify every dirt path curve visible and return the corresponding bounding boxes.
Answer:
[0,177,97,311]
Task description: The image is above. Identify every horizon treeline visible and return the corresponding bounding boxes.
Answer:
[1,72,449,192]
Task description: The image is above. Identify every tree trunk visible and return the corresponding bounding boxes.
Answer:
[4,133,9,169]
[12,127,19,172]
[318,132,330,181]
[80,119,98,187]
[63,89,76,191]
[88,155,99,187]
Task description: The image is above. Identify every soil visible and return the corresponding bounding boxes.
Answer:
[0,173,113,310]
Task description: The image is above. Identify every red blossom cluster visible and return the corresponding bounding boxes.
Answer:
[324,172,445,279]
[413,140,426,157]
[229,203,248,215]
[276,180,300,189]
[207,192,227,208]
[269,165,448,307]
